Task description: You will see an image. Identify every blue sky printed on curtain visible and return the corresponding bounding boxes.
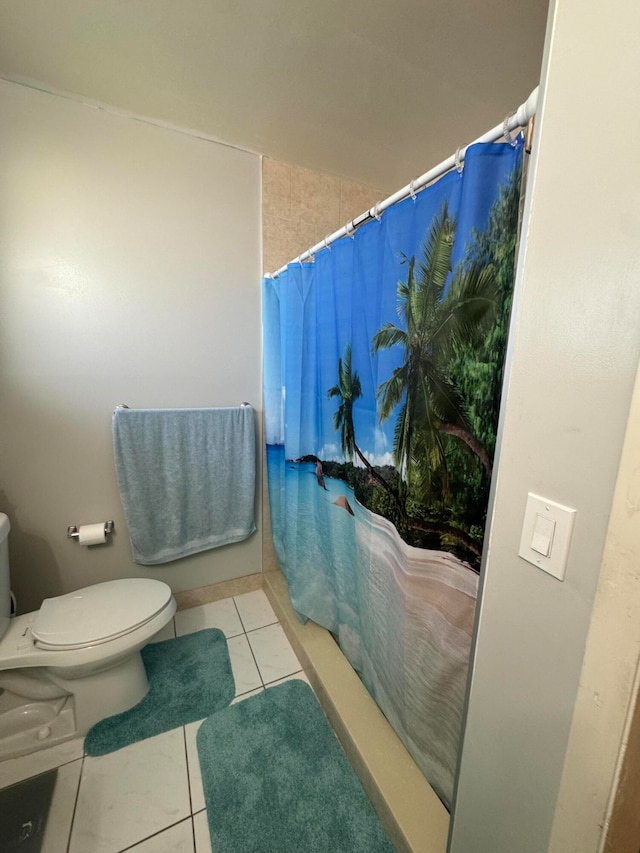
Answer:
[263,139,523,808]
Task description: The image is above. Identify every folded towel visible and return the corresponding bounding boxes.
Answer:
[113,406,256,565]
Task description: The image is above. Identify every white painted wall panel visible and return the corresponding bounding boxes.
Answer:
[0,81,262,611]
[450,1,640,850]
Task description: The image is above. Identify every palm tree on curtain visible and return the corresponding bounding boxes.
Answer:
[327,343,400,503]
[372,201,497,507]
[327,342,481,557]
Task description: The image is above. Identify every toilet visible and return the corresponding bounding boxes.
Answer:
[0,513,176,760]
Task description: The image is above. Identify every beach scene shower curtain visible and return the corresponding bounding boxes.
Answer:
[263,139,523,808]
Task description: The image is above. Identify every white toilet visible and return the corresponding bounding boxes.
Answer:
[0,513,176,760]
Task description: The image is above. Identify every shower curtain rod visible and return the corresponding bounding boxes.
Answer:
[267,86,539,278]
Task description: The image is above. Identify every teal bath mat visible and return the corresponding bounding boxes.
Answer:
[85,629,235,755]
[197,680,395,852]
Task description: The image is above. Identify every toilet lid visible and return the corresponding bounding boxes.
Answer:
[32,579,173,650]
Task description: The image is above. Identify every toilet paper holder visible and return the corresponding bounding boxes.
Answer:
[67,521,115,540]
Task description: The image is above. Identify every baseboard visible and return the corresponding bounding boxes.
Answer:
[173,572,263,611]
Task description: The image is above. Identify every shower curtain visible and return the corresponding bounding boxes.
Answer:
[263,138,523,808]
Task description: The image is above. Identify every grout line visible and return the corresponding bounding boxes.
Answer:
[245,619,279,635]
[191,814,197,852]
[234,686,261,699]
[226,629,245,640]
[65,755,84,853]
[0,750,85,792]
[116,817,193,852]
[244,629,266,688]
[182,725,194,816]
[263,669,304,688]
[231,596,247,633]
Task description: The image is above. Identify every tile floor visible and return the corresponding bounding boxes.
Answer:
[0,589,309,852]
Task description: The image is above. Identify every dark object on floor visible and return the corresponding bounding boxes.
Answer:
[197,679,395,852]
[0,768,58,852]
[85,628,235,755]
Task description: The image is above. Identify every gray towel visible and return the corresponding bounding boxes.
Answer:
[113,406,256,565]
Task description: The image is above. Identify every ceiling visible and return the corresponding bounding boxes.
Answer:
[0,1,548,190]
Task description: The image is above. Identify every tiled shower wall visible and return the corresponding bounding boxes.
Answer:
[262,157,384,275]
[261,157,384,570]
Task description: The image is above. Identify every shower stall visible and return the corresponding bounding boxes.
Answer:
[262,89,536,845]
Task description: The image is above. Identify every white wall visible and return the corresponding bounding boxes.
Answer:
[449,1,640,851]
[0,80,262,612]
[548,364,640,850]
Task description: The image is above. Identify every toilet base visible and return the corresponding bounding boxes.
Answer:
[48,650,149,736]
[0,693,77,761]
[0,651,150,761]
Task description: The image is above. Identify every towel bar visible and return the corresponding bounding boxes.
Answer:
[114,403,252,411]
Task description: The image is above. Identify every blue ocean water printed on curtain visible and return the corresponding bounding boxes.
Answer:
[263,140,523,808]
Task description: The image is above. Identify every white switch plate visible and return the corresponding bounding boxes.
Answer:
[519,493,576,580]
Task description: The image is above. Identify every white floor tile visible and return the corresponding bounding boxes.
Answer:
[247,623,302,685]
[0,602,322,852]
[226,634,263,694]
[41,759,82,853]
[69,727,190,853]
[233,589,277,632]
[125,818,194,852]
[149,618,176,644]
[184,720,206,814]
[193,811,212,853]
[231,687,263,705]
[265,671,311,689]
[174,600,243,639]
[0,736,84,790]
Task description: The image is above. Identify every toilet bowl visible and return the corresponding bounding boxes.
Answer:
[0,514,176,760]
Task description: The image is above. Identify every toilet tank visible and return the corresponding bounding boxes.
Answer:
[0,513,11,642]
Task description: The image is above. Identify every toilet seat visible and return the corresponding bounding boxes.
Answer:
[32,579,173,651]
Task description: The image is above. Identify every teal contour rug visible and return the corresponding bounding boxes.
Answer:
[196,679,395,853]
[85,628,235,756]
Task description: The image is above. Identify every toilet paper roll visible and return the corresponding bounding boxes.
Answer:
[77,523,107,546]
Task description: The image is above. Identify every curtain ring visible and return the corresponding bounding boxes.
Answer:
[454,146,464,174]
[322,236,332,252]
[503,115,517,146]
[409,178,418,202]
[345,221,356,239]
[373,202,383,221]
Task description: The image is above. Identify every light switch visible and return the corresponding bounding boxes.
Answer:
[519,493,576,580]
[531,513,555,556]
